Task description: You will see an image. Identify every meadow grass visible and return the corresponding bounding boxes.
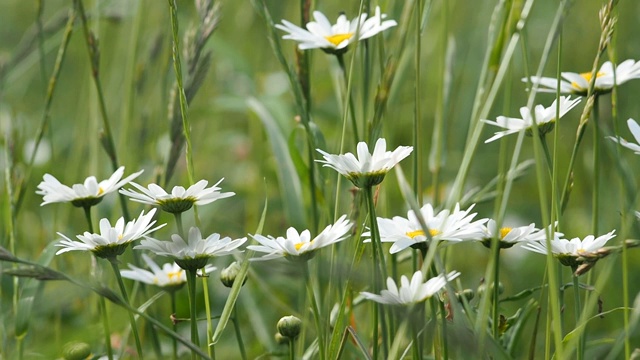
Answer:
[2,0,640,359]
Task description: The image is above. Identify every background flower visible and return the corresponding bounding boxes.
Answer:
[361,270,461,305]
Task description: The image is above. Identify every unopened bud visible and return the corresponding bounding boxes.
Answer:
[277,315,302,339]
[275,332,289,345]
[62,341,91,360]
[220,261,245,288]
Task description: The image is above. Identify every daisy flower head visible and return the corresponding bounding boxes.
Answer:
[525,60,640,96]
[119,179,234,214]
[120,254,216,292]
[608,118,640,154]
[276,6,397,55]
[37,166,143,208]
[136,227,246,271]
[522,230,616,271]
[361,270,461,306]
[483,96,581,143]
[56,208,165,259]
[480,220,544,249]
[316,138,413,188]
[248,215,353,262]
[366,203,487,254]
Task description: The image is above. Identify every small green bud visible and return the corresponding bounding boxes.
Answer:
[477,281,504,297]
[62,341,91,360]
[220,261,245,288]
[277,315,302,339]
[275,332,289,345]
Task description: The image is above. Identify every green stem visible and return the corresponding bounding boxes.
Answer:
[572,271,583,360]
[171,291,178,360]
[303,262,326,360]
[174,213,185,242]
[336,53,360,144]
[109,259,144,359]
[201,268,215,360]
[186,269,199,360]
[232,308,247,360]
[289,338,296,360]
[492,246,501,339]
[591,97,600,235]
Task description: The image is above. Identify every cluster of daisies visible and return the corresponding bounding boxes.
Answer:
[36,135,619,306]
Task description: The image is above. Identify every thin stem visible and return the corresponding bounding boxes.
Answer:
[289,338,296,360]
[572,271,583,360]
[591,97,600,235]
[99,293,114,360]
[303,262,326,360]
[492,246,501,339]
[232,307,247,360]
[201,268,216,360]
[336,53,360,144]
[171,291,178,360]
[174,212,185,238]
[186,269,199,360]
[109,259,144,359]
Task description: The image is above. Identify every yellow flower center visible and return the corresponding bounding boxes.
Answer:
[325,33,354,47]
[117,234,124,240]
[406,229,440,239]
[572,71,605,89]
[167,270,183,283]
[499,227,512,240]
[294,241,312,251]
[98,186,105,195]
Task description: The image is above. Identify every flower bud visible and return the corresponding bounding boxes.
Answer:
[220,261,245,288]
[277,315,302,339]
[275,332,289,345]
[62,341,91,360]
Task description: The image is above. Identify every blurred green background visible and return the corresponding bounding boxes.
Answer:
[2,0,640,358]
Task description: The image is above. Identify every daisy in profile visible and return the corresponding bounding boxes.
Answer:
[525,60,640,96]
[276,6,397,54]
[136,227,246,271]
[478,220,562,249]
[120,254,216,291]
[248,215,353,262]
[365,203,487,254]
[317,138,413,188]
[37,166,143,208]
[56,209,164,259]
[608,118,640,154]
[361,270,460,305]
[522,230,616,272]
[483,96,581,143]
[119,179,234,214]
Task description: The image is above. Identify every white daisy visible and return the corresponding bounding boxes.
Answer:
[478,220,562,249]
[120,254,216,290]
[608,118,640,154]
[360,270,461,305]
[522,230,616,268]
[365,203,487,254]
[525,60,640,96]
[316,138,413,188]
[247,215,353,261]
[37,166,143,207]
[276,6,397,54]
[119,179,234,214]
[483,96,581,143]
[56,208,165,259]
[136,227,247,271]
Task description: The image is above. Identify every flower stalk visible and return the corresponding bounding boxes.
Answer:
[186,268,199,360]
[109,258,144,359]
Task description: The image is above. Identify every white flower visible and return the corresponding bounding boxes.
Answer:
[365,203,487,254]
[136,227,247,271]
[276,6,397,54]
[119,179,234,214]
[608,118,640,154]
[525,60,640,96]
[479,220,561,249]
[483,96,581,143]
[248,215,353,261]
[316,138,413,188]
[120,254,216,290]
[56,209,165,259]
[37,166,143,207]
[360,270,461,305]
[522,230,616,268]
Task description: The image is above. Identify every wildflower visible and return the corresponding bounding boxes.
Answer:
[37,166,143,207]
[478,220,558,249]
[608,118,640,154]
[276,6,397,54]
[136,227,246,271]
[525,60,640,96]
[248,215,353,261]
[56,209,164,259]
[220,261,245,288]
[119,179,234,214]
[361,270,461,305]
[316,138,413,188]
[483,96,581,143]
[522,230,616,270]
[365,203,487,254]
[120,254,216,291]
[277,315,302,339]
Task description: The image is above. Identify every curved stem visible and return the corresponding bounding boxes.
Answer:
[109,259,144,359]
[186,269,199,360]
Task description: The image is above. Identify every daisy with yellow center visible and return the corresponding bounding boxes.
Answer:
[247,215,353,261]
[524,59,640,96]
[363,203,487,254]
[478,219,555,249]
[120,254,217,291]
[275,6,397,54]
